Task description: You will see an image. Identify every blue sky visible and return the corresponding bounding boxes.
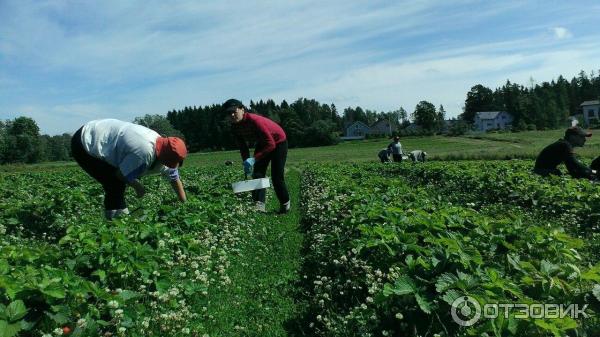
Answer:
[1,1,599,135]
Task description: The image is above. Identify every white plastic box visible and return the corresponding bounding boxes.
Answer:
[231,178,271,193]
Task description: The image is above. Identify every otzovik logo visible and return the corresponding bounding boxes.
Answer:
[450,295,590,326]
[451,296,482,326]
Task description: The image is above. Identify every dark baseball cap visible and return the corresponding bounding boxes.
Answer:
[222,98,245,112]
[565,126,592,138]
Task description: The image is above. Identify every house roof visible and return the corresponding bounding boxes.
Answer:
[346,121,370,129]
[580,100,600,106]
[476,111,508,120]
[370,119,390,128]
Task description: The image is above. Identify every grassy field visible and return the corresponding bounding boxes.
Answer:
[2,129,598,173]
[185,129,600,169]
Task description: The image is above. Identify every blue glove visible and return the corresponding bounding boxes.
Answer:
[243,157,255,175]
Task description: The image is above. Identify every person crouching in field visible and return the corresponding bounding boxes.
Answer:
[224,99,291,214]
[409,150,427,162]
[378,148,391,163]
[71,119,188,219]
[533,126,597,179]
[592,156,600,173]
[387,136,403,162]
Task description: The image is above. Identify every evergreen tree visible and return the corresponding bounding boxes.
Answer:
[437,105,446,132]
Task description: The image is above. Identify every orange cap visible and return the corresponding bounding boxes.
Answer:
[155,137,187,168]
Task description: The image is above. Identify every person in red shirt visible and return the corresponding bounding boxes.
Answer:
[223,99,291,213]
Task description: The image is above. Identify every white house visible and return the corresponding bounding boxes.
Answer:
[344,121,370,138]
[580,100,600,126]
[474,111,513,132]
[369,119,397,136]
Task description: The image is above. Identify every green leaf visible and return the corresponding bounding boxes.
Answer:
[415,293,432,314]
[5,301,27,322]
[65,259,76,270]
[540,260,559,275]
[435,273,458,293]
[441,289,461,305]
[119,290,141,301]
[506,315,518,334]
[534,320,561,337]
[0,260,9,275]
[45,311,68,324]
[19,319,35,331]
[581,266,600,282]
[383,276,416,296]
[92,269,106,282]
[41,283,66,299]
[0,320,21,337]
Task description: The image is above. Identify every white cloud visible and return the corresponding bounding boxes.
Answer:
[2,1,600,134]
[552,26,572,40]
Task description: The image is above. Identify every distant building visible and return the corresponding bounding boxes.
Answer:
[344,121,370,138]
[369,119,397,136]
[474,111,513,132]
[580,100,600,126]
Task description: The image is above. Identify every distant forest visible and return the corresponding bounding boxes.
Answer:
[1,70,599,164]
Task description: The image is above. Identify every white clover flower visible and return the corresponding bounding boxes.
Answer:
[77,318,87,327]
[114,309,124,317]
[43,334,53,337]
[182,328,190,334]
[366,297,373,303]
[395,312,404,320]
[107,300,119,309]
[361,303,368,310]
[53,328,64,335]
[118,327,126,333]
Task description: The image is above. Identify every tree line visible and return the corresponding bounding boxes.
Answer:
[166,98,407,151]
[1,70,599,164]
[462,70,600,130]
[0,117,71,164]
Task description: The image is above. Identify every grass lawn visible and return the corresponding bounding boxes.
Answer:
[3,129,598,173]
[184,129,600,169]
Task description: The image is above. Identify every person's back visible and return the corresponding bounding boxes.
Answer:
[533,139,571,176]
[81,119,159,170]
[592,156,600,172]
[387,136,403,162]
[409,150,427,162]
[378,149,390,163]
[533,126,594,179]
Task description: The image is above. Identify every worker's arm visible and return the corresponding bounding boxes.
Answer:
[170,179,186,202]
[564,152,594,179]
[160,167,186,202]
[116,170,145,197]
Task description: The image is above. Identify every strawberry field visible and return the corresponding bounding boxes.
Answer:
[1,160,600,336]
[0,166,302,337]
[298,161,600,336]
